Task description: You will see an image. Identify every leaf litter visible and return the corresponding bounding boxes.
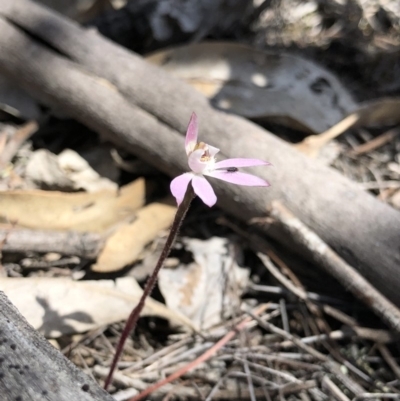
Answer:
[158,237,249,330]
[25,148,118,192]
[1,1,400,399]
[146,41,357,133]
[0,277,194,337]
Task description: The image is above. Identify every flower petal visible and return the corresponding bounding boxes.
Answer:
[207,145,220,158]
[214,158,271,169]
[192,175,217,207]
[170,173,194,205]
[185,112,198,155]
[205,170,270,187]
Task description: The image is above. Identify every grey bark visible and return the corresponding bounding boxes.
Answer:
[0,291,115,401]
[0,227,103,259]
[268,202,400,335]
[0,0,399,308]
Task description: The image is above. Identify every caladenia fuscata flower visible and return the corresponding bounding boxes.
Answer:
[105,112,271,394]
[171,112,271,207]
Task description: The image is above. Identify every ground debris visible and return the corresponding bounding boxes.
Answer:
[0,1,399,400]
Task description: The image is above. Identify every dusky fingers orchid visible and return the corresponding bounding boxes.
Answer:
[171,112,271,207]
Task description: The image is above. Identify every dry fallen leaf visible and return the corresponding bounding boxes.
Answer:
[296,98,400,158]
[25,148,117,192]
[146,41,356,133]
[57,148,118,192]
[390,190,400,209]
[0,178,145,232]
[0,276,195,337]
[159,237,249,330]
[25,149,76,190]
[92,201,177,272]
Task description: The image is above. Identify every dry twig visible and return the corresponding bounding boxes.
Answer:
[127,304,269,401]
[0,226,103,258]
[269,201,400,335]
[0,120,38,169]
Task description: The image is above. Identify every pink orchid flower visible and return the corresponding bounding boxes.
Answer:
[170,113,271,207]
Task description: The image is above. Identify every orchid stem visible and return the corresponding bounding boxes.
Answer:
[104,185,195,390]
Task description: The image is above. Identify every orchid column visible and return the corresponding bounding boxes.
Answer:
[105,112,271,390]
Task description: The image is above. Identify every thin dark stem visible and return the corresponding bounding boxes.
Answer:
[104,185,195,390]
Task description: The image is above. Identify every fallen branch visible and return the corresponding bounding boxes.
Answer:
[0,291,114,401]
[268,201,400,334]
[0,0,400,309]
[0,226,103,258]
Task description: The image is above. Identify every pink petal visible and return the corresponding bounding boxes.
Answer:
[185,112,198,155]
[170,173,194,205]
[205,170,270,187]
[192,175,217,207]
[214,158,271,169]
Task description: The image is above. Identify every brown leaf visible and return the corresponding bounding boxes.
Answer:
[0,178,145,232]
[92,201,177,272]
[390,190,400,209]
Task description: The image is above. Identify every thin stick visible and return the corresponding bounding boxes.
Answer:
[295,113,360,157]
[248,313,366,396]
[235,358,301,383]
[322,376,350,401]
[349,128,400,156]
[257,253,307,300]
[247,312,327,362]
[127,304,269,401]
[0,120,38,169]
[353,394,400,400]
[269,201,400,335]
[104,185,195,390]
[242,358,256,401]
[377,344,400,380]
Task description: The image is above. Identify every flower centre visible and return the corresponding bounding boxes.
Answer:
[194,142,212,162]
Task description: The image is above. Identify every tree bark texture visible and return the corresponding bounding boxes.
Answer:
[0,291,115,401]
[0,0,399,306]
[0,227,103,258]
